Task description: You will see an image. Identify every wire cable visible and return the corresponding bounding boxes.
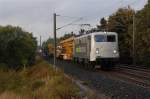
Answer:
[57,15,83,19]
[56,17,83,30]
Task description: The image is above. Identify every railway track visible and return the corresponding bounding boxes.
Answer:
[113,65,150,88]
[97,70,150,89]
[117,65,150,72]
[45,58,150,99]
[115,67,150,80]
[113,72,150,88]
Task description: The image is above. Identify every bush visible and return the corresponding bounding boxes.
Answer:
[0,25,37,69]
[0,63,9,71]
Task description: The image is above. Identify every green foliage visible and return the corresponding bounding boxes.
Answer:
[107,7,134,63]
[97,17,108,31]
[0,63,9,71]
[133,1,150,65]
[0,25,37,69]
[42,37,54,55]
[96,2,150,65]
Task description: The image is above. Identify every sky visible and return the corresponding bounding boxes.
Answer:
[0,0,148,44]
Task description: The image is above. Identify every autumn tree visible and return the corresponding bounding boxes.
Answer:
[132,0,150,65]
[107,7,134,63]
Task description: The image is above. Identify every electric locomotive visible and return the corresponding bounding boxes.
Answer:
[73,32,119,69]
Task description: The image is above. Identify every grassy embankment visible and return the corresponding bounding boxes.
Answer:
[0,56,81,99]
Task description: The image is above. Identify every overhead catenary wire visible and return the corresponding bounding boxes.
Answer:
[56,0,141,33]
[57,15,83,19]
[84,0,140,26]
[56,14,91,32]
[56,17,83,30]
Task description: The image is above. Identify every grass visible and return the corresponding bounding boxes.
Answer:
[0,56,81,99]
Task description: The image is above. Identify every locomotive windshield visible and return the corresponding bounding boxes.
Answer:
[95,35,116,42]
[95,35,106,42]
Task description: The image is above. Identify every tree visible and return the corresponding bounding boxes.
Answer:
[107,7,134,63]
[0,25,37,69]
[79,29,85,35]
[105,2,150,65]
[42,37,54,56]
[97,17,108,31]
[132,0,150,65]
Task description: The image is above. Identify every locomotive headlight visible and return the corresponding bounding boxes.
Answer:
[113,50,117,54]
[96,48,99,54]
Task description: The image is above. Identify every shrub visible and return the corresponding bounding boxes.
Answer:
[0,25,37,69]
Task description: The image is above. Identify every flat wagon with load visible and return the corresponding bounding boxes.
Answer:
[57,37,74,60]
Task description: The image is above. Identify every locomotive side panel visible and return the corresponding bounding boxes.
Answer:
[74,35,91,60]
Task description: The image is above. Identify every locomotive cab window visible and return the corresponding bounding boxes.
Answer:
[95,35,116,42]
[94,35,106,42]
[107,35,116,42]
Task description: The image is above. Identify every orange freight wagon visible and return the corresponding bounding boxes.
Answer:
[47,43,54,57]
[58,37,74,60]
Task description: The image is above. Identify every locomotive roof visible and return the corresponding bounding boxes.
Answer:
[75,32,117,39]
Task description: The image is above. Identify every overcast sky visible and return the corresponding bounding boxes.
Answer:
[0,0,148,43]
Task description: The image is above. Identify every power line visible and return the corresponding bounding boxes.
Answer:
[56,17,83,30]
[70,23,91,27]
[85,0,140,26]
[56,1,140,32]
[57,15,83,19]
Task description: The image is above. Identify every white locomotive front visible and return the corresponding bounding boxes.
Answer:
[73,32,119,69]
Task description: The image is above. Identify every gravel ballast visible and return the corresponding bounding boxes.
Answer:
[48,58,150,99]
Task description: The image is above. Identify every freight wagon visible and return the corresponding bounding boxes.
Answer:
[57,37,74,60]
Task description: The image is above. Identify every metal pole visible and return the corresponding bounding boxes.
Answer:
[53,13,57,68]
[40,35,42,48]
[133,14,135,65]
